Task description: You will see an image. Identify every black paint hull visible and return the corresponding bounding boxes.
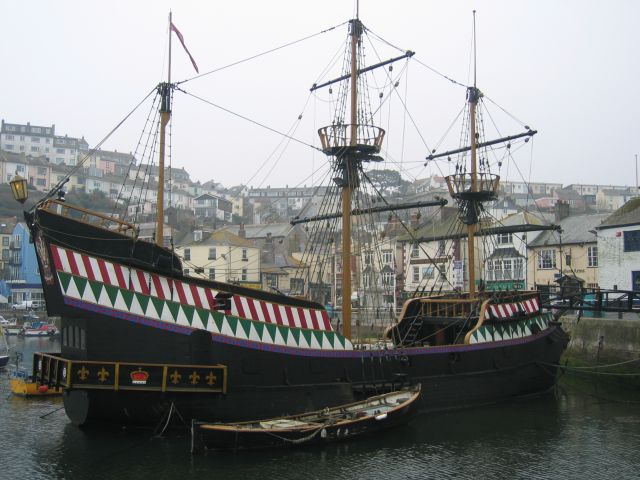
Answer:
[57,305,566,426]
[28,204,569,427]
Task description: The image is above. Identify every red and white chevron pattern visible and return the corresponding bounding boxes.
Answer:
[520,297,540,314]
[50,245,332,332]
[484,297,540,320]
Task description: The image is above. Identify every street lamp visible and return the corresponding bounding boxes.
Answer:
[10,174,28,203]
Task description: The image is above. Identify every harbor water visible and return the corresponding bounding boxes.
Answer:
[1,336,639,480]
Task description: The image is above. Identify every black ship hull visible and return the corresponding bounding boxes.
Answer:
[28,203,568,426]
[54,302,566,426]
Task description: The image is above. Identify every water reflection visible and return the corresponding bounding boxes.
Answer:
[1,337,639,480]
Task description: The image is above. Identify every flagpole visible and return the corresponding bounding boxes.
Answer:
[168,11,172,85]
[156,11,172,247]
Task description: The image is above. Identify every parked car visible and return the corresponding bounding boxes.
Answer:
[31,300,45,309]
[12,301,33,310]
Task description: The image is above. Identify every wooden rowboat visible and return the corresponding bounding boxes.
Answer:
[191,384,421,452]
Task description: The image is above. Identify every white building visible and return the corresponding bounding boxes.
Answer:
[1,120,87,165]
[595,198,640,290]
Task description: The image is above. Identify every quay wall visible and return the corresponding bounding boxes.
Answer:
[560,313,640,364]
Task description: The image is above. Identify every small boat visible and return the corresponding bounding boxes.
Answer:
[8,353,64,396]
[191,385,421,452]
[2,324,23,336]
[19,322,58,337]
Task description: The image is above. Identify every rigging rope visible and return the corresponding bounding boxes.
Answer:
[175,22,349,85]
[175,87,322,153]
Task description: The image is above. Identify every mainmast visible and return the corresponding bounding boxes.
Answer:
[156,11,173,247]
[339,16,361,340]
[314,16,388,340]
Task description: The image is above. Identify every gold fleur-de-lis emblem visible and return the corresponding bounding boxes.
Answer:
[189,370,201,385]
[205,371,217,386]
[77,366,90,381]
[170,370,182,384]
[97,367,110,383]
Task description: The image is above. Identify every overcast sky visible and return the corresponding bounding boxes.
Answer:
[2,1,639,190]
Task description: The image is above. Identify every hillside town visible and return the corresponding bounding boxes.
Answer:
[1,118,639,308]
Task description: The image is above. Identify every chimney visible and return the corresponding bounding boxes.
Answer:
[263,232,275,264]
[555,200,570,222]
[239,223,246,239]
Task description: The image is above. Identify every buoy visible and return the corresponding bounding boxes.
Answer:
[38,385,49,393]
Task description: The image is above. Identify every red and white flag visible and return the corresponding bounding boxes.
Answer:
[170,22,199,73]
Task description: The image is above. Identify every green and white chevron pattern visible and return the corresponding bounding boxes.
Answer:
[469,312,552,344]
[58,271,353,351]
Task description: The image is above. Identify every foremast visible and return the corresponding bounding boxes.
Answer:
[156,11,173,247]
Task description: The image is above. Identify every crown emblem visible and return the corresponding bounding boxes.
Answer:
[130,368,150,385]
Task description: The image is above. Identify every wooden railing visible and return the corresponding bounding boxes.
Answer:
[318,124,385,153]
[39,199,137,237]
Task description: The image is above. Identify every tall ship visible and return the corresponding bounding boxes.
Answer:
[18,11,568,426]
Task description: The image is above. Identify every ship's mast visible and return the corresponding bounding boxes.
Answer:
[340,15,361,340]
[156,11,172,247]
[439,12,536,297]
[467,10,479,296]
[314,9,415,339]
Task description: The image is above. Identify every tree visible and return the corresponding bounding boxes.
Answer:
[65,190,117,212]
[365,169,410,196]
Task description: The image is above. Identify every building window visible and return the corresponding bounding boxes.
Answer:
[623,230,640,252]
[5,134,14,140]
[2,237,8,246]
[514,258,524,279]
[4,144,13,150]
[496,233,513,245]
[290,278,304,293]
[494,260,503,280]
[363,272,371,288]
[265,273,278,287]
[32,127,41,133]
[382,271,394,286]
[538,249,556,269]
[30,146,39,152]
[421,266,434,279]
[503,259,513,279]
[588,246,598,267]
[208,268,215,280]
[411,244,419,258]
[413,266,419,282]
[241,269,247,281]
[183,268,190,275]
[364,252,372,266]
[208,247,216,260]
[31,137,40,143]
[56,148,65,154]
[183,248,190,261]
[382,250,393,264]
[437,240,446,257]
[565,254,571,267]
[242,249,248,261]
[37,167,47,175]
